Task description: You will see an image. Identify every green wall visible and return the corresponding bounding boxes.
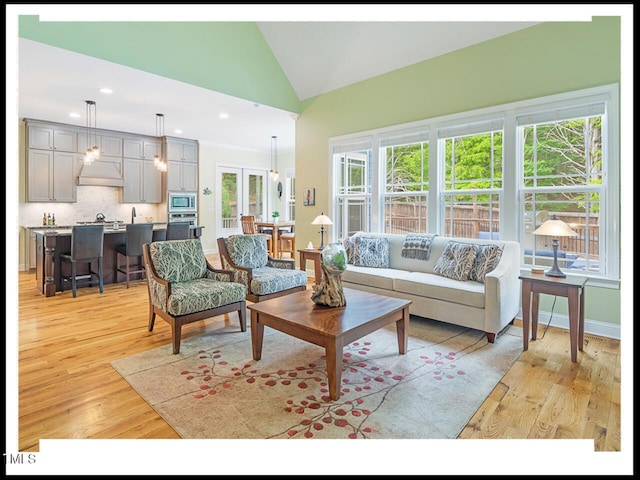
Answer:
[293,17,621,328]
[18,15,301,113]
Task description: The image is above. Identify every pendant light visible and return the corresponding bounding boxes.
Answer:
[269,135,279,181]
[83,100,100,165]
[154,113,167,172]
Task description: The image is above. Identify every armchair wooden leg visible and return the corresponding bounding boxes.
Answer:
[238,304,247,332]
[148,310,156,332]
[172,322,183,354]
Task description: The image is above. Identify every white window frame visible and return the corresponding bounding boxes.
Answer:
[328,84,619,288]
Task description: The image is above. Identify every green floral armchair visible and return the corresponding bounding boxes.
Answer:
[143,238,247,354]
[217,234,307,303]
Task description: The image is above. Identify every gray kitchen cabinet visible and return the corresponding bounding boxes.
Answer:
[27,150,82,202]
[166,138,197,163]
[166,161,198,192]
[28,124,77,152]
[123,137,160,160]
[164,137,198,191]
[122,158,162,203]
[100,135,123,157]
[78,133,123,157]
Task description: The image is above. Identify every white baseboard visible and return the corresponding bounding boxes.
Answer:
[518,308,620,340]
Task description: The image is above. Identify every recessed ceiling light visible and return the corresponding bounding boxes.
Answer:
[174,129,182,134]
[219,113,229,119]
[69,112,80,118]
[99,88,113,94]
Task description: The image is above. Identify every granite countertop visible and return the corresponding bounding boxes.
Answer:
[24,222,169,229]
[31,223,203,236]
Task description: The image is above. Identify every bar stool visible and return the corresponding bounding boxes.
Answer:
[60,225,105,298]
[279,230,295,259]
[166,221,191,240]
[115,223,154,288]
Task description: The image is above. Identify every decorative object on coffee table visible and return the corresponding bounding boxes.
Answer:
[311,242,347,307]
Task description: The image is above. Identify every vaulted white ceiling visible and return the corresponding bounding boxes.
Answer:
[257,21,539,101]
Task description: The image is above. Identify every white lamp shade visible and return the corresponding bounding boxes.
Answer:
[311,214,333,226]
[533,216,578,237]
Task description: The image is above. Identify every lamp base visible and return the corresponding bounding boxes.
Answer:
[544,268,566,278]
[545,241,566,277]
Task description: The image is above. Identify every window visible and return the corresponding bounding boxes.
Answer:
[438,119,504,239]
[380,130,430,234]
[518,102,605,275]
[332,137,373,240]
[329,84,619,285]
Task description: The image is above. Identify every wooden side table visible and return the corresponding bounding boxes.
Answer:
[519,272,588,362]
[298,248,323,283]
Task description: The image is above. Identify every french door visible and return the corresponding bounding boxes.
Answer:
[216,166,268,237]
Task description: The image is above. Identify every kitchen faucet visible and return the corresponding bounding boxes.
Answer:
[131,206,136,224]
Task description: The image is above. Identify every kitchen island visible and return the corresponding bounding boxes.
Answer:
[33,224,204,297]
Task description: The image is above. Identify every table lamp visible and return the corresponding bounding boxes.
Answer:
[311,212,333,249]
[532,214,578,278]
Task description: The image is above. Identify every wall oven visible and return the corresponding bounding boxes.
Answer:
[168,191,197,225]
[168,212,197,225]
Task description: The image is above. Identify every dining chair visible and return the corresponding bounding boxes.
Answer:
[60,225,105,298]
[241,215,273,256]
[115,223,154,288]
[166,221,191,240]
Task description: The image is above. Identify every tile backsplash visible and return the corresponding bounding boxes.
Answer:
[19,186,167,227]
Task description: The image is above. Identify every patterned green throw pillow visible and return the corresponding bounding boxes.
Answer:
[433,241,478,281]
[468,244,504,283]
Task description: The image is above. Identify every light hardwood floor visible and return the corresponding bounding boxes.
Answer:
[14,255,620,452]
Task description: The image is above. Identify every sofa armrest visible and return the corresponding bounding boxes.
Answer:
[483,242,521,333]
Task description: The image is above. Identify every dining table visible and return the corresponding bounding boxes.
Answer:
[254,221,295,259]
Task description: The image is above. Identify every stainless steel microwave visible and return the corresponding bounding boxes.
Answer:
[168,191,197,212]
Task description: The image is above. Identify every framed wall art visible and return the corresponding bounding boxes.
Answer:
[303,188,315,206]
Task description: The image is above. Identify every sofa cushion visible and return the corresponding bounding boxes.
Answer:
[433,241,478,281]
[352,236,390,268]
[249,266,308,295]
[393,272,486,309]
[149,239,207,283]
[343,265,414,291]
[226,234,269,269]
[468,244,504,283]
[166,278,246,316]
[401,233,438,261]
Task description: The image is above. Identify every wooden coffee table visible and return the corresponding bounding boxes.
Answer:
[247,288,411,400]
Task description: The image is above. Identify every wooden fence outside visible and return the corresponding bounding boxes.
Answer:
[386,204,599,257]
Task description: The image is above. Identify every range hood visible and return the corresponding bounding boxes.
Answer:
[77,159,124,187]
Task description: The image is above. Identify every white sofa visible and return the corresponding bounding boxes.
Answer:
[341,232,521,343]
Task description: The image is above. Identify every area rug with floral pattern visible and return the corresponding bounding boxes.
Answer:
[111,317,522,439]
